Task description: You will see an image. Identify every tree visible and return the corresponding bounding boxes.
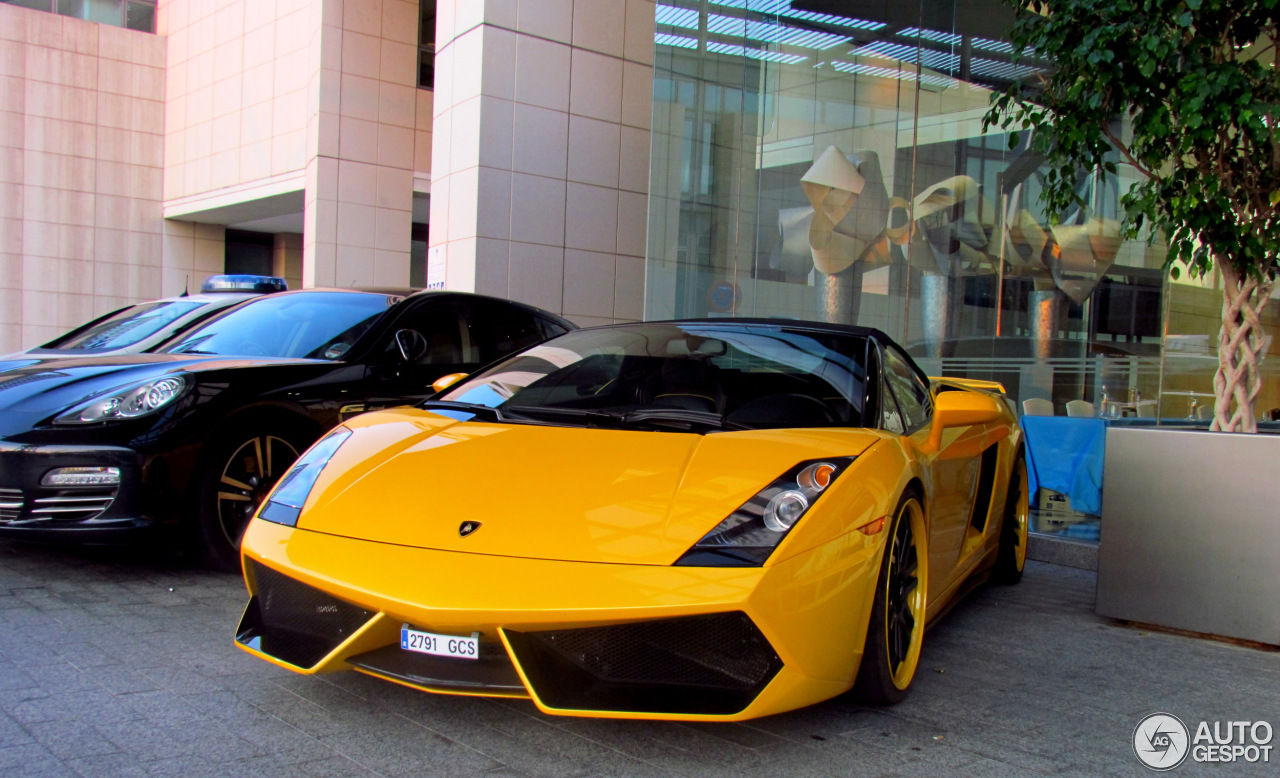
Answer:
[984,0,1280,432]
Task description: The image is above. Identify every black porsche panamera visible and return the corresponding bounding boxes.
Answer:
[0,288,574,569]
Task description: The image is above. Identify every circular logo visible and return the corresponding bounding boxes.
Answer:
[1133,713,1190,771]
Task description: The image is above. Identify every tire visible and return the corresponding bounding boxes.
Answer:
[194,420,309,571]
[853,490,929,705]
[992,452,1029,585]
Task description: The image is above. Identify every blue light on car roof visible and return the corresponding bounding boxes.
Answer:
[200,275,289,294]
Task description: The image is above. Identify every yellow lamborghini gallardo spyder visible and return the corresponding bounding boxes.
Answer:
[235,320,1029,721]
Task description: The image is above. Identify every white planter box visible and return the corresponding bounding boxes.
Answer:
[1096,427,1280,646]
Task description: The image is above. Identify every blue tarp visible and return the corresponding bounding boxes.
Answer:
[1021,416,1107,516]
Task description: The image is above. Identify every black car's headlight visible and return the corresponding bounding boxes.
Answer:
[257,427,352,528]
[675,457,855,567]
[54,375,189,424]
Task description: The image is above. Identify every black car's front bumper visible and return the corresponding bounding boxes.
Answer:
[0,441,159,543]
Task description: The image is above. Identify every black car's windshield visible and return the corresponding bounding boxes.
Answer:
[164,292,391,359]
[48,301,206,350]
[438,323,869,430]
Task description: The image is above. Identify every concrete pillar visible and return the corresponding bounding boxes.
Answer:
[304,0,420,289]
[429,0,655,325]
[273,232,304,290]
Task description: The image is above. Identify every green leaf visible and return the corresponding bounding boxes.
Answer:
[1271,191,1280,206]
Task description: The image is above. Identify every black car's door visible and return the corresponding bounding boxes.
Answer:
[350,294,570,414]
[352,296,567,417]
[354,297,482,416]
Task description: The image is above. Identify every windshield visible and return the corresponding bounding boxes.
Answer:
[49,301,206,350]
[438,323,869,430]
[164,292,391,359]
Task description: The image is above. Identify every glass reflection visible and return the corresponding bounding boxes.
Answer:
[645,0,1191,417]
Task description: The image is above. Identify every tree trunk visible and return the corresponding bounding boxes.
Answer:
[1212,262,1274,433]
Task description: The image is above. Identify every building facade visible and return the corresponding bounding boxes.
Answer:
[1,0,1276,413]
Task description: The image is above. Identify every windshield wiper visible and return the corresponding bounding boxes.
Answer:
[419,400,511,422]
[501,405,749,433]
[502,405,626,428]
[619,408,751,432]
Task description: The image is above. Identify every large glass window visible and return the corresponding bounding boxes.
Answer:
[4,1,53,12]
[124,0,153,32]
[418,1,436,89]
[641,0,1269,420]
[1,0,156,32]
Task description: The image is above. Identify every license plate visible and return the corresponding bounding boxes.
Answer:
[400,626,479,660]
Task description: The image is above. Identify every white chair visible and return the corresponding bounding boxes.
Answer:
[1137,403,1155,418]
[1066,400,1094,418]
[1022,398,1054,417]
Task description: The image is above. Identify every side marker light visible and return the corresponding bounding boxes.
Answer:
[857,517,886,536]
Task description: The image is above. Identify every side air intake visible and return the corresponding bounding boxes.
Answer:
[505,611,782,715]
[236,561,374,669]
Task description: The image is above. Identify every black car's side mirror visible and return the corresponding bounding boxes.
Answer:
[394,329,428,363]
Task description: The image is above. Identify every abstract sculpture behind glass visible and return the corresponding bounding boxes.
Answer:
[777,146,896,277]
[776,144,1123,352]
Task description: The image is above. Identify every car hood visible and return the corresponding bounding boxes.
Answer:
[298,407,882,565]
[0,353,325,434]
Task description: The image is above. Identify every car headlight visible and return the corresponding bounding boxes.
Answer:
[675,457,855,567]
[54,375,189,424]
[257,427,352,528]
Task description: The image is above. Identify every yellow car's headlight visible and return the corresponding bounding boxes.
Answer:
[258,427,352,527]
[675,457,855,567]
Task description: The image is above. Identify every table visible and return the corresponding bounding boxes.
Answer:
[1020,416,1106,516]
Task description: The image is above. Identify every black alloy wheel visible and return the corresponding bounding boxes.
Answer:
[196,423,307,571]
[992,451,1030,585]
[852,491,928,705]
[216,435,300,549]
[885,510,919,672]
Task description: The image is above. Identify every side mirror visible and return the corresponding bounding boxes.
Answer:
[432,372,468,393]
[925,391,1004,451]
[394,329,428,363]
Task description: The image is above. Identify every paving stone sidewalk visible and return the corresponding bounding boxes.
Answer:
[0,541,1276,777]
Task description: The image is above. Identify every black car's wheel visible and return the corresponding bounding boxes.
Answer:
[853,490,928,705]
[992,452,1029,585]
[195,421,308,571]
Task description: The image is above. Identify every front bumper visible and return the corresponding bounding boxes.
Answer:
[236,519,885,721]
[0,442,156,542]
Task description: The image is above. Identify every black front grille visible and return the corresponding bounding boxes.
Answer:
[505,612,782,715]
[0,489,23,523]
[0,487,118,525]
[236,561,374,669]
[347,640,526,695]
[31,489,117,522]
